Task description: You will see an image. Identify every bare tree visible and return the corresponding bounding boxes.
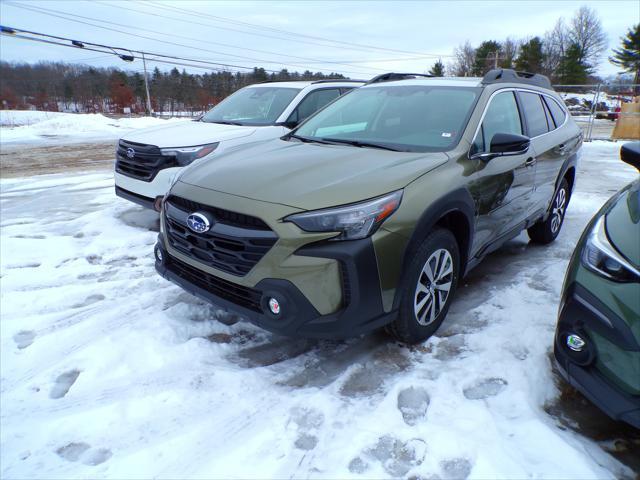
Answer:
[448,41,475,76]
[500,37,520,68]
[568,6,607,68]
[543,18,569,76]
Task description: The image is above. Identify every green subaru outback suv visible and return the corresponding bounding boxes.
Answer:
[155,69,582,343]
[554,142,639,428]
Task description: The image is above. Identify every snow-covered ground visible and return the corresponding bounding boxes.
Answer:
[1,142,638,479]
[0,111,188,144]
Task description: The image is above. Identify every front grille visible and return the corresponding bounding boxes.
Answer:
[167,255,263,313]
[115,139,177,182]
[164,195,278,276]
[168,196,271,231]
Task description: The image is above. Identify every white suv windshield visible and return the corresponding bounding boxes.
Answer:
[294,85,480,152]
[201,86,301,126]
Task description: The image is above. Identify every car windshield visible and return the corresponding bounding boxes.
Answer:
[201,86,301,126]
[293,85,480,152]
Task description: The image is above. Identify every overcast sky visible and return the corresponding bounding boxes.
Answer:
[0,0,636,79]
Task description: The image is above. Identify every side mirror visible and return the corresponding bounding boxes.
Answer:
[490,133,530,155]
[470,133,530,162]
[621,142,640,172]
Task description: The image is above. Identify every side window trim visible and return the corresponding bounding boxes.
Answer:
[469,87,568,158]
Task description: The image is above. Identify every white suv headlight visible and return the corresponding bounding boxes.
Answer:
[581,216,640,283]
[284,190,403,241]
[161,142,219,166]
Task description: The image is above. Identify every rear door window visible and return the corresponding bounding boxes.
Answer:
[543,97,567,128]
[519,91,549,137]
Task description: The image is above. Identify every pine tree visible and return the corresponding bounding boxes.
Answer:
[428,60,445,77]
[473,41,501,76]
[515,37,545,73]
[609,24,640,85]
[557,42,590,84]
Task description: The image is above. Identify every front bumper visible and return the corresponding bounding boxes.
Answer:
[554,282,640,428]
[115,168,182,209]
[154,236,397,338]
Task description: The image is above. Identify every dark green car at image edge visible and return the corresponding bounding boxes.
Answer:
[554,142,640,429]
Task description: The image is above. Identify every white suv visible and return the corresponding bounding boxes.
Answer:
[114,80,363,210]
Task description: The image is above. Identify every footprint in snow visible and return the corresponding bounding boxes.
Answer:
[13,330,36,349]
[56,442,112,466]
[440,458,473,479]
[71,294,105,309]
[397,386,430,426]
[351,435,427,477]
[50,370,80,399]
[463,377,508,400]
[339,346,410,398]
[85,254,102,265]
[290,407,324,451]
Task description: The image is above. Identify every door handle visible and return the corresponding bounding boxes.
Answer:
[525,157,537,167]
[556,143,567,154]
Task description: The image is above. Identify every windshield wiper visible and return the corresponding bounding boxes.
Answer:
[288,134,334,145]
[320,138,402,151]
[210,120,245,126]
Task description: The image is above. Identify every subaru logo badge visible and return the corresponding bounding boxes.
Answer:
[187,212,211,233]
[126,147,135,159]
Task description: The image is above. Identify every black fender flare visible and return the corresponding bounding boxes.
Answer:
[392,187,475,309]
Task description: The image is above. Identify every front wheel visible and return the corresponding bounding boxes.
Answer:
[387,228,460,344]
[527,178,569,244]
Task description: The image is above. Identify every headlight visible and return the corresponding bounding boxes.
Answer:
[160,142,219,166]
[284,190,403,241]
[581,216,640,283]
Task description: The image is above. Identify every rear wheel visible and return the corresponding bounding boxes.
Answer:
[528,178,569,244]
[387,228,460,344]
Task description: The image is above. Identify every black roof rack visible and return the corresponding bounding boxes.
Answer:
[367,72,434,84]
[481,69,552,90]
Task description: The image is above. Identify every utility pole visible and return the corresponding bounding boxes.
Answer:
[142,52,153,116]
[494,50,499,69]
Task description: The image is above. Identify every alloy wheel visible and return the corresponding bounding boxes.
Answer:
[414,248,453,326]
[551,187,567,234]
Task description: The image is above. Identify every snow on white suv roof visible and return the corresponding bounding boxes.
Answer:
[114,79,364,210]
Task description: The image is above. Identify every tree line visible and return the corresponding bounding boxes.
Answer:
[0,64,345,114]
[1,5,637,114]
[432,7,638,87]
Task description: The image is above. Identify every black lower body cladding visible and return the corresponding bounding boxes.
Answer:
[155,236,396,338]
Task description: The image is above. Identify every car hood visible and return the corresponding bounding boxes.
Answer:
[121,121,256,147]
[177,138,448,210]
[606,180,640,267]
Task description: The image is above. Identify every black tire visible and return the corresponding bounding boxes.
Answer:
[528,178,569,245]
[387,228,460,344]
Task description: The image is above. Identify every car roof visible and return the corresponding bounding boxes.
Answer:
[250,80,365,89]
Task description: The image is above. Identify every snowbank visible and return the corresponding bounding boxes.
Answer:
[0,110,189,144]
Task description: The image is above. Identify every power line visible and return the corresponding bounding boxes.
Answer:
[4,1,385,75]
[4,2,377,77]
[0,28,281,73]
[142,0,453,59]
